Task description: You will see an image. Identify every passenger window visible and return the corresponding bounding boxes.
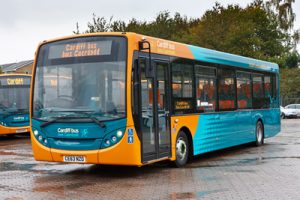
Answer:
[172,63,193,98]
[264,75,272,97]
[171,61,194,113]
[272,75,278,99]
[218,69,236,111]
[195,65,217,112]
[252,74,266,109]
[252,75,264,98]
[237,72,252,109]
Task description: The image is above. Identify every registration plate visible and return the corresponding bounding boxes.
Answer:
[16,129,27,133]
[63,155,86,163]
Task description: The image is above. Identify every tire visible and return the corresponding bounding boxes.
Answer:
[255,121,264,146]
[174,131,189,167]
[281,113,285,119]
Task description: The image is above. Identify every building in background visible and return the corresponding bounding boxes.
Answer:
[0,60,33,74]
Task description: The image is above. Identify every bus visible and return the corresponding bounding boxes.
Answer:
[30,32,280,167]
[0,74,31,135]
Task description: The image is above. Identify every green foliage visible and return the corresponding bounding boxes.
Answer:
[266,0,295,31]
[74,1,300,99]
[75,11,199,41]
[184,2,292,62]
[280,68,300,98]
[75,1,298,69]
[285,51,300,68]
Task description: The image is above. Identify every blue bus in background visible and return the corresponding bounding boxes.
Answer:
[0,74,31,135]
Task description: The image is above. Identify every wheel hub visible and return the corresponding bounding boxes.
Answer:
[257,124,263,143]
[176,137,187,160]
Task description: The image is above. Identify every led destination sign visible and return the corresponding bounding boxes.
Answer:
[0,77,30,86]
[48,40,112,59]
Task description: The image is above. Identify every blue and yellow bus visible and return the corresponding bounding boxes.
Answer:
[30,32,280,166]
[0,74,31,135]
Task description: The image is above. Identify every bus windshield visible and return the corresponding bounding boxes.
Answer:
[33,36,127,121]
[0,76,30,115]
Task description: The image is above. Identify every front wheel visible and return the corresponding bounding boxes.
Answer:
[281,113,285,119]
[174,131,189,167]
[255,121,264,146]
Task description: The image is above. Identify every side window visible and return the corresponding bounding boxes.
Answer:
[195,65,217,112]
[252,74,265,109]
[218,68,236,111]
[273,75,278,99]
[172,63,193,98]
[171,62,194,113]
[264,75,272,97]
[237,72,252,109]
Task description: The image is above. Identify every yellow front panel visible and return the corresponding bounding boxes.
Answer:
[31,132,53,161]
[98,127,142,166]
[0,125,30,135]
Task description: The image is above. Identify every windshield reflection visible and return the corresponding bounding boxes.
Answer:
[0,87,30,115]
[33,61,126,121]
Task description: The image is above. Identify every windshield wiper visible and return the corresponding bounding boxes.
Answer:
[88,116,106,129]
[74,111,106,129]
[40,113,106,129]
[40,115,77,128]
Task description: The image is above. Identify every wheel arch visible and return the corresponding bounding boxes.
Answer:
[257,118,264,135]
[177,126,194,160]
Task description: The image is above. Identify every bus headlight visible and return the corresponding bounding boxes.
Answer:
[0,122,7,126]
[116,130,123,137]
[32,128,49,147]
[101,129,126,149]
[34,130,39,136]
[111,136,117,142]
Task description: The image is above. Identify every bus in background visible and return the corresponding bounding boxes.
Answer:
[0,74,31,135]
[30,32,280,167]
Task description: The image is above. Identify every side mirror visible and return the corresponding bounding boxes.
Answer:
[138,41,154,78]
[144,58,154,78]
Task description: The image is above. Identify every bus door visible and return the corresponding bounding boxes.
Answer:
[137,58,171,162]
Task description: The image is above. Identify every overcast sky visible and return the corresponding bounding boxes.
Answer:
[0,0,299,64]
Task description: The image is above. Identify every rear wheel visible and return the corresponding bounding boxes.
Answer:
[174,131,189,167]
[255,121,264,146]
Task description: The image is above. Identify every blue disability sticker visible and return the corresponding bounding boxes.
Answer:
[128,128,134,144]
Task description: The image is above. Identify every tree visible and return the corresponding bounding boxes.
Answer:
[285,51,300,68]
[266,0,295,31]
[75,1,297,68]
[75,11,199,41]
[182,2,292,62]
[280,68,300,98]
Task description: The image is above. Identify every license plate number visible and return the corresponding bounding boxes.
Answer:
[63,155,86,163]
[16,129,27,133]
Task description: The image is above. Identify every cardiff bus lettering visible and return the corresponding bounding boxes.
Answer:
[7,78,24,85]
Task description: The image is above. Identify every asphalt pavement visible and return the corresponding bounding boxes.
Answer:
[0,119,299,200]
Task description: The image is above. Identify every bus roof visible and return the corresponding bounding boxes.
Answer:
[37,32,279,73]
[132,32,279,73]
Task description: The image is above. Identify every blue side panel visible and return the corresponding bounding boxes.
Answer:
[193,108,280,156]
[0,114,29,127]
[252,108,281,138]
[188,45,279,73]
